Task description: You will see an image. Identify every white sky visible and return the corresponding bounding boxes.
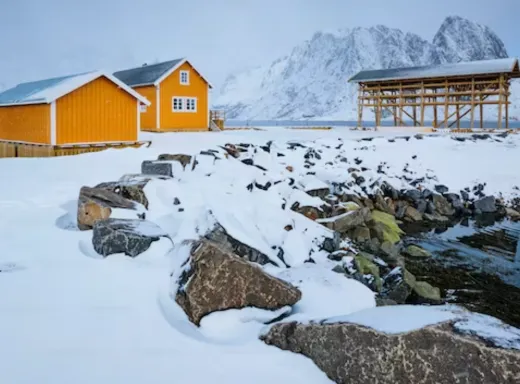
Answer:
[0,0,517,90]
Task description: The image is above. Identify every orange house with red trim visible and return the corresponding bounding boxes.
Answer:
[0,71,150,146]
[113,58,213,131]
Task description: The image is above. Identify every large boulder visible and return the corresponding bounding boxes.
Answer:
[77,186,141,230]
[175,240,302,325]
[317,208,371,234]
[432,194,455,216]
[92,219,169,257]
[261,308,520,384]
[141,160,175,177]
[204,224,278,266]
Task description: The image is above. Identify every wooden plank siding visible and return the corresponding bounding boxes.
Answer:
[159,62,208,130]
[56,76,138,145]
[0,104,51,144]
[134,85,157,130]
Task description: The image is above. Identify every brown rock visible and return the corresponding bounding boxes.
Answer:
[404,206,423,222]
[317,208,371,234]
[295,206,325,221]
[175,240,302,325]
[77,186,138,231]
[157,153,192,168]
[363,197,374,210]
[261,318,520,384]
[285,165,294,172]
[433,194,455,216]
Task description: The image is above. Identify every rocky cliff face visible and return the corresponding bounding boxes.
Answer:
[215,16,512,121]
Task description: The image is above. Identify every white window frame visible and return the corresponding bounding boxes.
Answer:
[172,96,198,113]
[180,70,190,85]
[139,104,148,113]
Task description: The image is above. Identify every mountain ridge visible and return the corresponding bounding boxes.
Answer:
[214,15,514,121]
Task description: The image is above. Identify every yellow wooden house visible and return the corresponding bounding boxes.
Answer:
[114,58,213,131]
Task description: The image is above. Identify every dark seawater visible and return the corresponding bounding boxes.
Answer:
[404,218,520,327]
[226,119,520,129]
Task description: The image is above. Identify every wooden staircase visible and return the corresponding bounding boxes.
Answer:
[210,110,225,131]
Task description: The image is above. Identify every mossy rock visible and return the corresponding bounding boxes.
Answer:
[355,254,382,292]
[413,281,441,302]
[341,201,360,212]
[404,245,432,258]
[371,210,404,244]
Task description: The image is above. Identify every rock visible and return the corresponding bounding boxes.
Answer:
[412,281,441,302]
[403,189,422,203]
[415,199,427,213]
[373,192,394,215]
[156,153,192,168]
[425,201,435,214]
[354,254,382,292]
[260,311,520,384]
[285,165,294,172]
[204,224,277,266]
[339,201,360,212]
[394,201,408,219]
[341,194,364,207]
[317,208,371,234]
[460,189,470,201]
[77,186,139,230]
[327,250,350,262]
[380,182,399,200]
[321,233,341,253]
[141,160,174,177]
[506,207,520,221]
[444,193,464,213]
[95,180,149,209]
[404,245,431,258]
[423,212,450,223]
[92,219,168,257]
[295,205,325,221]
[362,197,374,210]
[434,184,449,194]
[175,240,301,325]
[382,267,416,303]
[370,210,404,244]
[306,188,329,199]
[404,206,423,222]
[222,143,240,158]
[375,297,398,306]
[421,188,433,200]
[351,225,371,244]
[432,193,455,216]
[379,241,402,264]
[474,195,497,213]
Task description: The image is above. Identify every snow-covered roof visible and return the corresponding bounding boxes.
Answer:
[349,58,520,83]
[0,71,151,107]
[113,58,213,88]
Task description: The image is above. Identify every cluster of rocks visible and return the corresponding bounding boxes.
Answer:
[71,140,520,384]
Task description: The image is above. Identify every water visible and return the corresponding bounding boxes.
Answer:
[227,119,520,129]
[414,218,520,288]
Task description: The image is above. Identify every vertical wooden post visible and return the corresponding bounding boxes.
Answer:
[470,78,475,129]
[444,80,449,128]
[399,83,404,125]
[456,103,460,129]
[505,79,509,129]
[357,84,363,128]
[392,91,397,126]
[420,81,425,127]
[480,93,484,128]
[413,106,417,127]
[497,75,503,129]
[433,89,438,128]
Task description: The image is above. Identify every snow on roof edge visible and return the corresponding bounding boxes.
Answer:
[349,57,520,83]
[0,71,150,107]
[153,58,214,89]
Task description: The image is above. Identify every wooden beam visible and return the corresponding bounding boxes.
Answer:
[505,79,510,129]
[470,78,475,129]
[498,74,503,129]
[444,80,449,128]
[480,93,484,128]
[420,81,425,126]
[357,84,363,128]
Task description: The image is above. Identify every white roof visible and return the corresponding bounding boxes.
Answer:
[0,71,151,107]
[349,58,520,83]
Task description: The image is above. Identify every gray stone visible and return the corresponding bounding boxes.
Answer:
[92,219,168,257]
[141,160,174,177]
[261,316,520,384]
[415,199,427,213]
[404,189,422,203]
[317,208,371,234]
[176,240,301,325]
[375,297,398,306]
[404,245,432,258]
[157,153,192,168]
[404,206,423,222]
[306,188,329,199]
[421,189,433,200]
[95,180,149,209]
[434,184,449,194]
[432,193,455,216]
[373,192,394,215]
[474,195,497,213]
[423,212,450,223]
[380,182,399,200]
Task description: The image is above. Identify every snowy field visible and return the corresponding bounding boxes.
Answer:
[1,127,520,383]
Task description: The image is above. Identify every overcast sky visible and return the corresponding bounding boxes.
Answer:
[0,0,518,89]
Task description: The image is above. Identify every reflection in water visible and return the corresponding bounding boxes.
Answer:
[416,219,520,288]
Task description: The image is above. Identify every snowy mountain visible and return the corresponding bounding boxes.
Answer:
[215,16,515,121]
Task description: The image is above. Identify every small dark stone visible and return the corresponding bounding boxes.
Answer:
[416,200,427,213]
[241,158,254,166]
[173,197,181,205]
[434,185,449,194]
[404,189,422,203]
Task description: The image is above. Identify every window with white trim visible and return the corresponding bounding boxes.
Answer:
[180,70,190,85]
[172,96,198,112]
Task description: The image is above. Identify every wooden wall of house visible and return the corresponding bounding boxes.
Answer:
[159,61,209,130]
[56,76,138,144]
[0,104,51,144]
[134,85,157,130]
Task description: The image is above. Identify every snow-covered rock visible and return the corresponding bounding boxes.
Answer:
[215,16,515,121]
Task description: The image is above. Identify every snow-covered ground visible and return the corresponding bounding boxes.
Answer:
[1,127,520,383]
